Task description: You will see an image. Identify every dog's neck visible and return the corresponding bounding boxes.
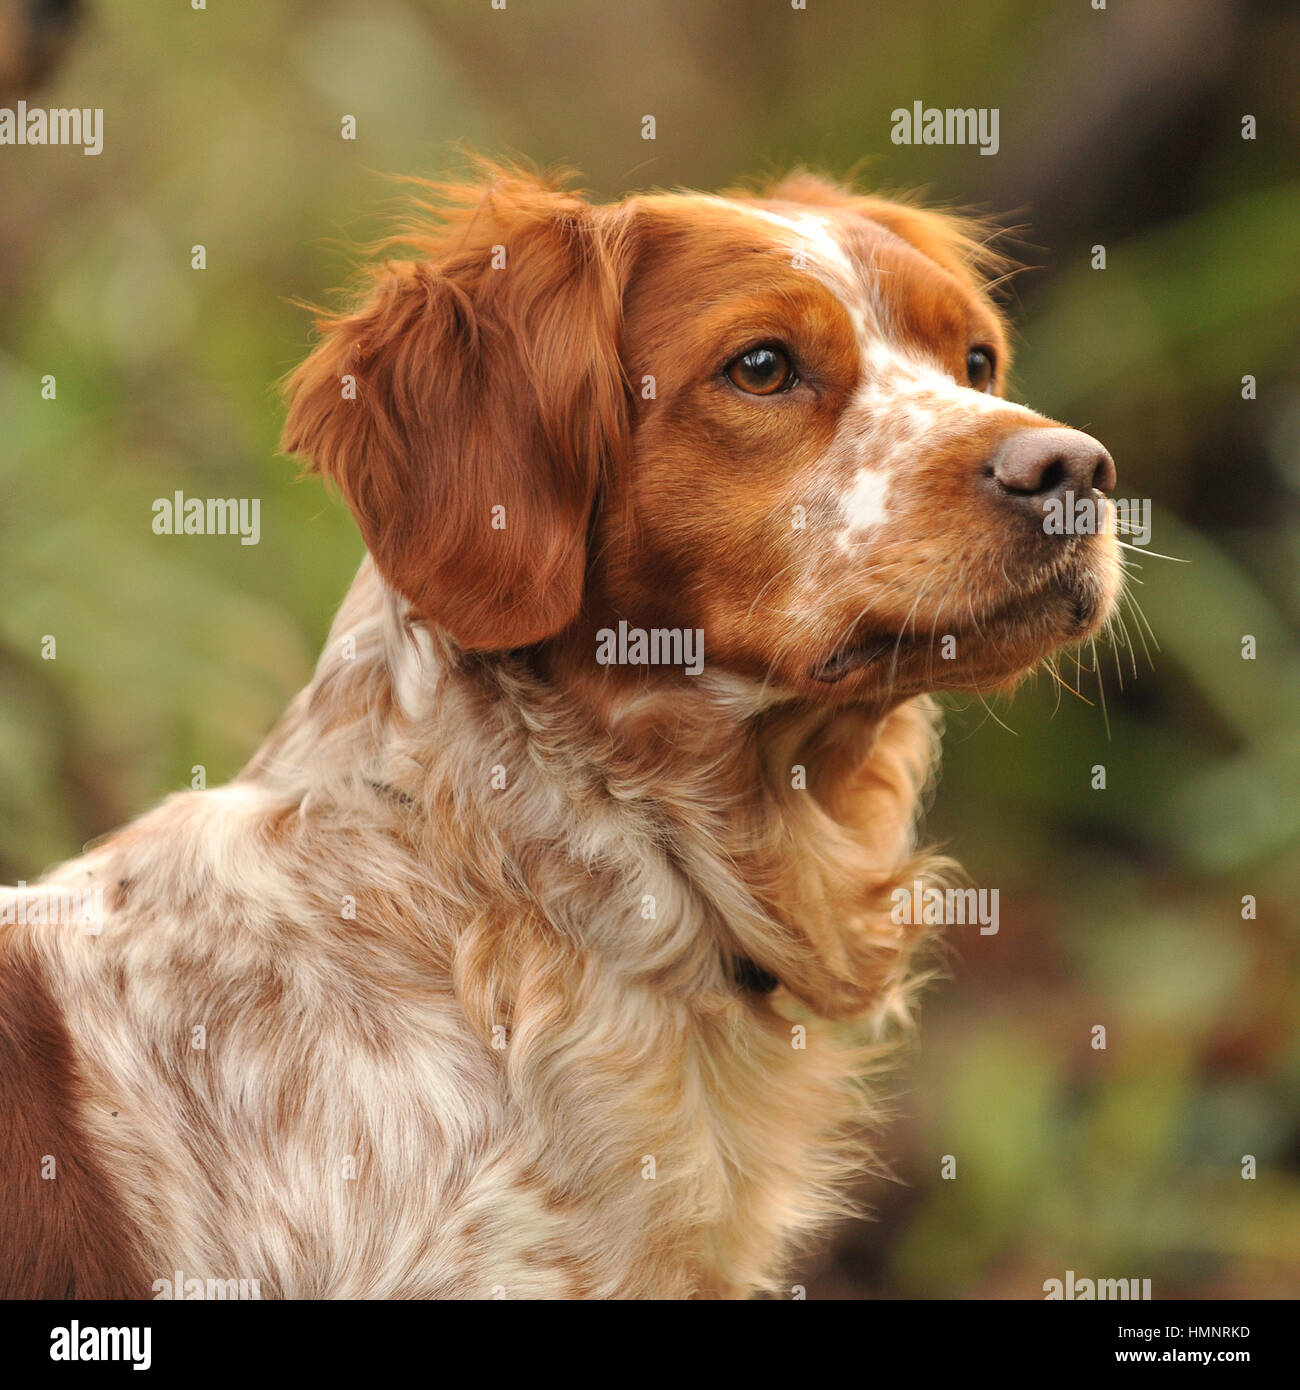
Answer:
[243,559,943,1020]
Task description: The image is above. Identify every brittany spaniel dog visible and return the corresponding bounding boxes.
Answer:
[0,165,1119,1299]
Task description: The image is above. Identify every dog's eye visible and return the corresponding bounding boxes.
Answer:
[967,346,996,392]
[726,345,794,395]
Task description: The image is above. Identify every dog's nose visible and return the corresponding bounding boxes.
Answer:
[985,427,1116,517]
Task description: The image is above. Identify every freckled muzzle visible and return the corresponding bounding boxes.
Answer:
[809,422,1122,689]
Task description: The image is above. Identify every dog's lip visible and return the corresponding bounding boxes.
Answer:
[1067,586,1103,633]
[810,636,900,683]
[811,569,1104,684]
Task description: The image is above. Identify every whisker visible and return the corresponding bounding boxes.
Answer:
[1046,661,1094,707]
[1090,636,1111,741]
[1115,541,1189,563]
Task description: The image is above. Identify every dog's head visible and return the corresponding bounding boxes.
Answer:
[283,165,1120,707]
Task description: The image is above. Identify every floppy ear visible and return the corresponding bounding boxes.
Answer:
[282,171,631,650]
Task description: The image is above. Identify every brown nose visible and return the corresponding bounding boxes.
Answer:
[985,427,1116,517]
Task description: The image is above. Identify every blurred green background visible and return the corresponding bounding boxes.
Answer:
[1,0,1297,1298]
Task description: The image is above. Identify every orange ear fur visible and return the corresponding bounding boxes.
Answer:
[282,167,632,650]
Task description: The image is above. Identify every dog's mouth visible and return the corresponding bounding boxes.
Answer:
[810,572,1110,686]
[811,636,903,683]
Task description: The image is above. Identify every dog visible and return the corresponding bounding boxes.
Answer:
[0,164,1120,1299]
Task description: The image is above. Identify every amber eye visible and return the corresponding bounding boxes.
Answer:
[726,344,794,395]
[967,346,996,392]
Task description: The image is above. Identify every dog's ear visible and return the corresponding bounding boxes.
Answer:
[282,171,631,650]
